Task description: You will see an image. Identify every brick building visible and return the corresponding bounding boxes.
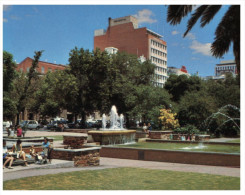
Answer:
[94,16,168,87]
[17,57,66,74]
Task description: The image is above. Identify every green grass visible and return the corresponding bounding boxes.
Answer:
[3,167,240,190]
[49,135,64,141]
[226,139,240,143]
[117,142,240,153]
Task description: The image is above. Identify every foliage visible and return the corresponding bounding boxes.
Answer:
[164,75,203,102]
[3,51,17,120]
[173,124,200,134]
[3,51,17,92]
[14,51,43,124]
[167,5,240,75]
[177,90,217,128]
[159,108,180,130]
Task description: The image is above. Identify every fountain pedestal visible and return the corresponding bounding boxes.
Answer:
[88,130,136,145]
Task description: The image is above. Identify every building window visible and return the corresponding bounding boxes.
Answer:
[42,66,45,73]
[20,68,23,72]
[27,67,30,72]
[48,68,52,72]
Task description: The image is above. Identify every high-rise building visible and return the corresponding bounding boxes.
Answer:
[215,60,237,76]
[94,16,168,87]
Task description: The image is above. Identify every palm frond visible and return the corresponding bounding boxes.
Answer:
[200,5,222,27]
[183,5,208,37]
[211,5,240,58]
[167,5,193,25]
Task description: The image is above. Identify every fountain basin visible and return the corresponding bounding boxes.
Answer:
[88,130,136,145]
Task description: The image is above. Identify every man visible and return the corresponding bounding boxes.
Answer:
[42,137,51,164]
[3,140,14,169]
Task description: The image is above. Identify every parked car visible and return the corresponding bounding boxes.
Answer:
[20,120,40,130]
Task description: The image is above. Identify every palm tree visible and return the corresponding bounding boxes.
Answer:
[167,5,240,75]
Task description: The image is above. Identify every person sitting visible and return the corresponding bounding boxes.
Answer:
[30,145,37,158]
[142,123,148,133]
[3,140,14,169]
[12,139,28,166]
[9,126,15,137]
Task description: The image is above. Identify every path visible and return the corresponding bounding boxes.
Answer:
[3,157,240,181]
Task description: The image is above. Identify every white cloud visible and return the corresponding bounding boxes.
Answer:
[3,5,11,11]
[172,30,179,35]
[133,9,157,24]
[185,32,196,40]
[3,18,8,22]
[189,40,212,56]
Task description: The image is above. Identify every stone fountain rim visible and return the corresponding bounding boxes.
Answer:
[88,130,136,135]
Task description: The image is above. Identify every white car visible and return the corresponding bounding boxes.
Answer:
[20,120,40,130]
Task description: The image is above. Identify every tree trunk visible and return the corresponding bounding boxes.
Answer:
[81,111,86,129]
[125,113,130,129]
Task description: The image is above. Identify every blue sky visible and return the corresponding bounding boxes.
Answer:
[3,4,234,77]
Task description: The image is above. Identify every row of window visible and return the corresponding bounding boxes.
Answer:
[151,40,167,50]
[153,82,164,88]
[154,74,168,81]
[20,67,54,73]
[156,66,167,73]
[151,56,167,65]
[151,48,167,58]
[216,65,236,71]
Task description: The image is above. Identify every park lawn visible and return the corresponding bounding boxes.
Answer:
[3,167,240,190]
[116,142,240,153]
[49,135,64,141]
[226,139,240,143]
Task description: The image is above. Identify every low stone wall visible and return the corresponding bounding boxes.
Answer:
[146,139,240,146]
[63,135,88,149]
[51,147,100,167]
[3,137,54,143]
[149,131,173,140]
[100,146,240,167]
[135,132,148,139]
[63,129,92,133]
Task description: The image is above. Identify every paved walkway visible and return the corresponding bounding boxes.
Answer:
[3,157,240,181]
[209,138,240,142]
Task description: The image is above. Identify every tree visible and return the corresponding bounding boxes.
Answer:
[3,51,17,121]
[164,74,202,102]
[14,51,43,124]
[30,70,78,119]
[167,5,240,75]
[177,90,217,128]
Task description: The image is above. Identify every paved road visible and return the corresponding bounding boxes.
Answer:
[3,157,240,181]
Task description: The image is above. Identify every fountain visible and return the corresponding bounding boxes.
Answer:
[88,105,136,145]
[202,104,240,135]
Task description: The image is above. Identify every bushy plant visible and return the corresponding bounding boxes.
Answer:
[173,124,200,134]
[158,108,180,130]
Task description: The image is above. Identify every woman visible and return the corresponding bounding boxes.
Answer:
[142,123,148,133]
[12,139,28,166]
[3,140,14,169]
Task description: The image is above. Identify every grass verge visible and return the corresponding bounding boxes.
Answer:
[3,167,240,190]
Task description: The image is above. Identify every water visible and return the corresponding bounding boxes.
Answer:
[181,142,207,150]
[101,105,125,130]
[202,104,240,132]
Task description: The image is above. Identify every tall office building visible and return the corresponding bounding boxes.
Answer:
[94,16,168,87]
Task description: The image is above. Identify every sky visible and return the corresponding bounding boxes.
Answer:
[3,4,235,77]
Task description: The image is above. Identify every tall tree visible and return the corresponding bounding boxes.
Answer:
[3,51,18,120]
[167,5,240,75]
[15,51,43,124]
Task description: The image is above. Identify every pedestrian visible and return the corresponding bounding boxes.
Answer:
[3,140,14,169]
[16,125,22,138]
